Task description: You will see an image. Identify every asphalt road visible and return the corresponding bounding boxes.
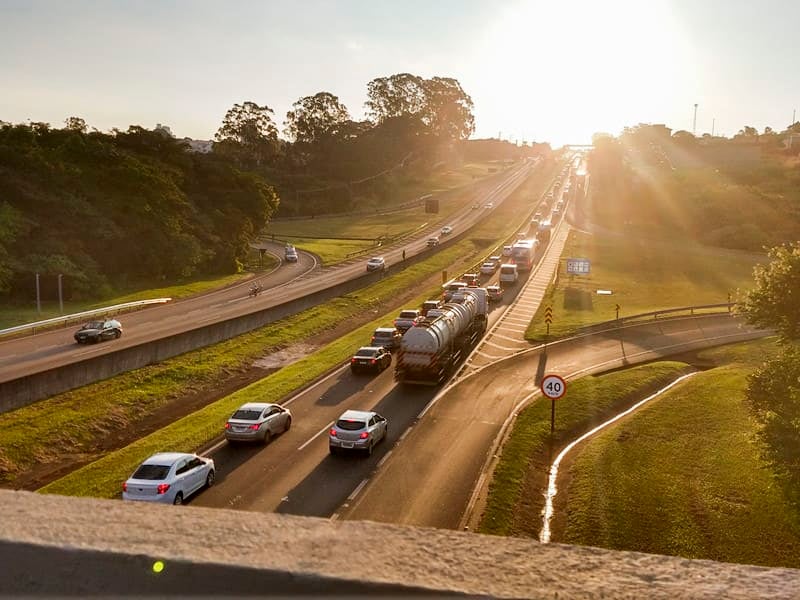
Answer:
[0,163,533,384]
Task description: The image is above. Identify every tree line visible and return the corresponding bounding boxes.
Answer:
[0,72,477,301]
[0,122,278,300]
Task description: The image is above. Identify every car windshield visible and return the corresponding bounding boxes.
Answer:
[84,321,103,329]
[355,348,377,357]
[131,464,171,480]
[231,409,262,420]
[336,419,366,431]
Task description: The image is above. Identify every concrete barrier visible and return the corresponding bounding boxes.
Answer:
[1,489,797,597]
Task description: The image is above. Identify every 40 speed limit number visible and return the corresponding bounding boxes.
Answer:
[541,374,566,400]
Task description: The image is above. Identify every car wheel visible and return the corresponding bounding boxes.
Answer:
[365,441,373,457]
[205,470,215,488]
[329,446,338,456]
[114,329,122,339]
[383,425,388,443]
[284,417,292,432]
[263,429,272,445]
[173,492,184,505]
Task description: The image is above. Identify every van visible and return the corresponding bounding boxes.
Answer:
[499,263,518,284]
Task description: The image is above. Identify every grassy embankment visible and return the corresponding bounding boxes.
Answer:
[19,161,558,498]
[558,339,800,569]
[525,229,764,341]
[478,361,692,537]
[266,161,514,264]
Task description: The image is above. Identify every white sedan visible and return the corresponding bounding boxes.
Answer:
[480,261,498,275]
[122,452,215,505]
[441,225,454,235]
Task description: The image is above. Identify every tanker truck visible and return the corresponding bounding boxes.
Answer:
[395,287,488,385]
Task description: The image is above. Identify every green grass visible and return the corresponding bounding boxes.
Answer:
[478,361,692,537]
[279,237,378,265]
[0,251,279,331]
[560,339,800,568]
[525,230,764,341]
[19,160,561,497]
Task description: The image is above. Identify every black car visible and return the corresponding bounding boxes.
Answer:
[74,319,123,344]
[350,346,392,374]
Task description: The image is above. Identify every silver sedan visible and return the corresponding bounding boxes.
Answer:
[224,402,292,444]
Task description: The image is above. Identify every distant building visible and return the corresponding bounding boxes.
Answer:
[155,123,174,137]
[182,138,214,153]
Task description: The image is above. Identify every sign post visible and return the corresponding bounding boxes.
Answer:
[544,305,553,339]
[540,374,566,434]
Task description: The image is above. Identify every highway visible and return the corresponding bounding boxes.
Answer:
[190,166,765,526]
[0,162,533,385]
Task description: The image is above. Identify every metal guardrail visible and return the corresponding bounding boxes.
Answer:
[0,298,173,338]
[575,303,735,334]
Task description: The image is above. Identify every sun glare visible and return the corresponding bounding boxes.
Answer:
[469,0,693,145]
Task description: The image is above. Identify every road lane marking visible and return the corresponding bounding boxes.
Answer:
[377,450,393,468]
[347,478,369,501]
[283,365,347,407]
[298,421,334,451]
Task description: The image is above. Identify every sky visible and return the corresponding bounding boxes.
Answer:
[1,0,798,147]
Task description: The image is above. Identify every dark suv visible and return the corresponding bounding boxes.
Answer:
[74,319,123,344]
[370,327,402,350]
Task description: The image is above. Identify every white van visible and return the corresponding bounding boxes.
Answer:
[499,263,518,284]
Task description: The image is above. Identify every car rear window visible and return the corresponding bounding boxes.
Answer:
[337,419,366,431]
[501,266,516,273]
[132,464,171,480]
[374,331,392,338]
[399,311,418,318]
[355,348,377,357]
[231,409,262,420]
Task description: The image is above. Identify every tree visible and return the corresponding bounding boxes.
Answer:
[736,125,759,138]
[740,243,800,340]
[215,101,279,167]
[740,242,800,505]
[422,76,475,141]
[64,117,87,133]
[284,92,350,145]
[365,73,428,123]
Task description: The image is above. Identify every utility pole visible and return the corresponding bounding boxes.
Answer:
[692,103,698,136]
[35,272,41,315]
[58,274,64,313]
[711,118,715,137]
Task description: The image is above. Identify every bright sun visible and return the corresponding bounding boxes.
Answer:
[468,0,693,145]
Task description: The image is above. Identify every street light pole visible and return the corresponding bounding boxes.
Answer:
[693,103,698,136]
[35,272,41,315]
[58,274,64,313]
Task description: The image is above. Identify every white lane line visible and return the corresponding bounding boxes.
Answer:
[399,427,413,441]
[476,350,500,360]
[347,478,369,501]
[490,332,527,343]
[330,512,340,521]
[377,449,393,468]
[298,421,334,451]
[503,316,532,325]
[483,340,526,352]
[204,438,228,455]
[282,365,347,407]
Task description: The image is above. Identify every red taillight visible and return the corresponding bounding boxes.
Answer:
[122,482,127,492]
[249,424,260,430]
[359,431,369,439]
[329,428,337,437]
[224,422,230,429]
[157,483,170,495]
[370,359,376,364]
[351,358,356,363]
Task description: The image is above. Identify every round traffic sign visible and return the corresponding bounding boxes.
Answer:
[541,374,566,400]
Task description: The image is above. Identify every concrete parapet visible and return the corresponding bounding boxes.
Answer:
[1,490,798,597]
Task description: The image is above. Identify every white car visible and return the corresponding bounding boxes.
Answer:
[440,225,454,235]
[284,246,298,263]
[484,202,494,209]
[480,261,497,275]
[366,256,386,271]
[122,452,215,505]
[502,245,513,257]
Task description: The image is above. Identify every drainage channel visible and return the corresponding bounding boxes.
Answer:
[539,371,698,544]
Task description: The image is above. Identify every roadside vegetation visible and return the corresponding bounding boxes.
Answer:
[557,339,800,569]
[2,160,559,495]
[525,229,761,340]
[478,361,692,537]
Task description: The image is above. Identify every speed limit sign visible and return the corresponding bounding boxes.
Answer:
[541,374,566,400]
